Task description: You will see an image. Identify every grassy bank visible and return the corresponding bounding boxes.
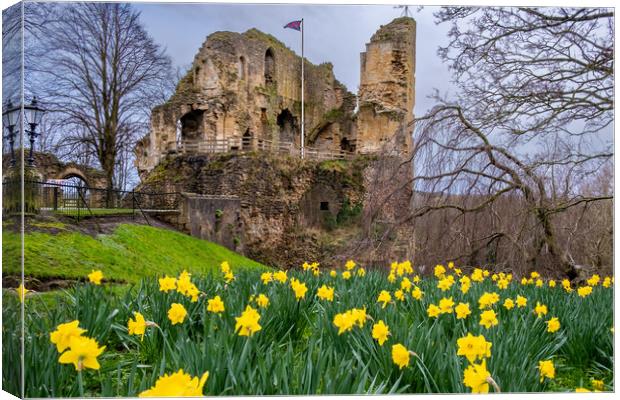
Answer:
[2,223,268,283]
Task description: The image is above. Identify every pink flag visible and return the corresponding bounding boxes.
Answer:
[284,20,302,31]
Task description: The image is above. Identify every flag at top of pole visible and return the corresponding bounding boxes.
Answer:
[284,19,305,159]
[284,20,302,31]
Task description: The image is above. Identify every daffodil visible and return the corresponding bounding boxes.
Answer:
[439,297,454,314]
[329,270,337,278]
[538,360,555,382]
[176,271,194,296]
[345,260,356,270]
[88,270,103,285]
[587,274,600,286]
[207,295,225,314]
[372,320,390,346]
[317,285,334,301]
[350,308,368,327]
[290,278,308,300]
[478,292,499,309]
[434,264,446,278]
[394,289,405,301]
[273,270,287,283]
[577,286,593,298]
[139,369,209,397]
[496,278,509,290]
[471,268,484,282]
[546,317,560,333]
[50,320,87,353]
[159,276,177,292]
[479,310,498,329]
[342,271,351,280]
[255,294,269,308]
[168,303,188,325]
[16,284,29,303]
[224,271,235,284]
[457,333,492,363]
[377,290,392,308]
[400,277,412,292]
[411,286,423,300]
[548,279,556,288]
[455,302,471,319]
[58,336,105,371]
[235,305,261,336]
[503,298,515,310]
[391,344,411,369]
[357,267,365,277]
[427,304,441,318]
[437,275,455,291]
[220,261,231,274]
[516,295,527,308]
[534,302,548,318]
[591,379,604,391]
[333,311,355,335]
[463,360,491,393]
[186,283,200,302]
[128,312,151,340]
[562,279,572,292]
[260,272,273,284]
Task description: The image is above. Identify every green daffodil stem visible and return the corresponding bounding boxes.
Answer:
[77,369,85,397]
[486,376,501,393]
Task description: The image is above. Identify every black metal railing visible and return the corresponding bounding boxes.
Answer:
[2,179,181,224]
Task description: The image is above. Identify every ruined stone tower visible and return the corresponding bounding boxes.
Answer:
[356,17,416,155]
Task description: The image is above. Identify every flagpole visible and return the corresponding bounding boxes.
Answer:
[301,18,305,159]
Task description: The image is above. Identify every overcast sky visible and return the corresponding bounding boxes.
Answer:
[134,3,452,116]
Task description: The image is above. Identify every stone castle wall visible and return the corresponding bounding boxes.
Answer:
[135,17,416,178]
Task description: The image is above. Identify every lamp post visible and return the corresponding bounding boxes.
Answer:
[2,99,21,167]
[24,97,46,166]
[2,97,46,167]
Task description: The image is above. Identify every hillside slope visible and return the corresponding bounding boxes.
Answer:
[2,223,268,284]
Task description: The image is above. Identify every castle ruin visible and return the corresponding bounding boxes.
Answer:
[135,17,416,177]
[135,17,417,268]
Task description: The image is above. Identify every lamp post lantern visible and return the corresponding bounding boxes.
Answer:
[24,97,46,166]
[2,97,46,167]
[2,99,21,167]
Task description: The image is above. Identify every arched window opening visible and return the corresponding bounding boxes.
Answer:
[264,48,275,85]
[180,110,205,142]
[238,56,246,80]
[276,109,298,143]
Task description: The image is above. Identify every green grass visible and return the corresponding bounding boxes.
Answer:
[2,224,268,283]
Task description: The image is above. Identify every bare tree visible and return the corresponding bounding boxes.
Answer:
[407,7,613,279]
[32,2,173,193]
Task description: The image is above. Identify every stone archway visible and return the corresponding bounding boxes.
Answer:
[57,167,92,188]
[180,110,205,142]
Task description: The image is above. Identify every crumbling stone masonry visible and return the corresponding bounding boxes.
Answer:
[135,17,417,267]
[135,17,416,178]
